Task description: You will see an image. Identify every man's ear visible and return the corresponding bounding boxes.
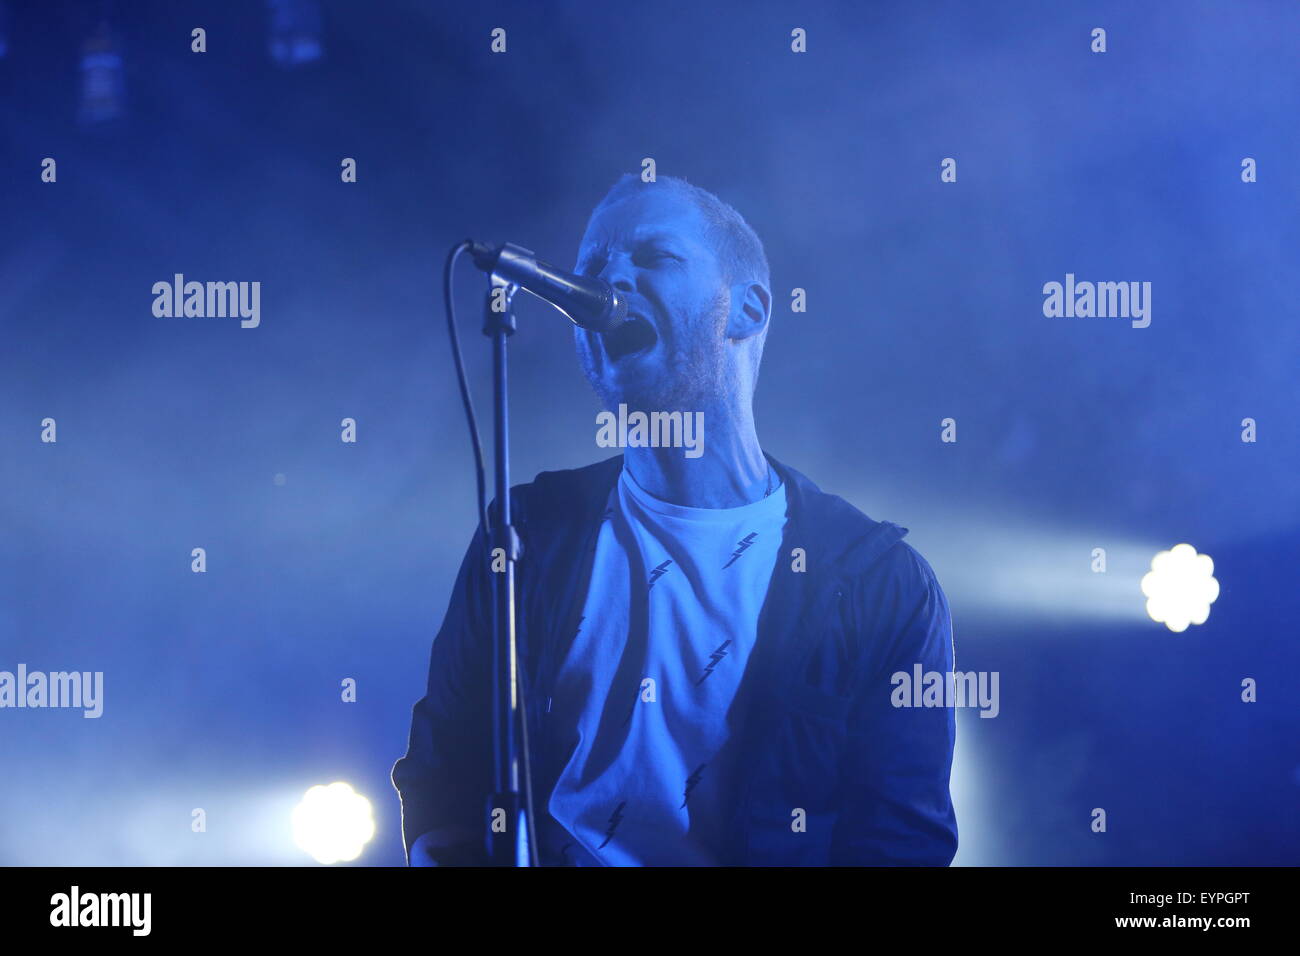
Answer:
[725,281,771,341]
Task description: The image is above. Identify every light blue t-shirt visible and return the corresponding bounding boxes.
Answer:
[546,466,788,865]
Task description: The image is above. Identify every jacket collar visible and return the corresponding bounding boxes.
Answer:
[545,450,907,569]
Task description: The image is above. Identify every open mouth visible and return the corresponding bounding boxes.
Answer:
[603,315,659,362]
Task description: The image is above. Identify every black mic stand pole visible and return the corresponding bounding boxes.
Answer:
[482,274,528,867]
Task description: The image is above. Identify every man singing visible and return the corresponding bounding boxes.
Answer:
[392,174,958,866]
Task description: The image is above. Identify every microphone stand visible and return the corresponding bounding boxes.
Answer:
[481,274,529,867]
[459,238,617,865]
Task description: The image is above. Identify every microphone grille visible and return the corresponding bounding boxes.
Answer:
[607,289,629,328]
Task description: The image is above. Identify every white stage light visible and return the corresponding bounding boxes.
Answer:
[291,782,375,864]
[1141,543,1219,633]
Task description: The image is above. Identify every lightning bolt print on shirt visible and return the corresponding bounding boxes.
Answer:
[722,532,758,568]
[695,641,732,685]
[647,559,673,589]
[546,466,787,866]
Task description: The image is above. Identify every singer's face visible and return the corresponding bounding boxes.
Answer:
[573,190,731,413]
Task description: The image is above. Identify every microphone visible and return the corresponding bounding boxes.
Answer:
[468,241,628,333]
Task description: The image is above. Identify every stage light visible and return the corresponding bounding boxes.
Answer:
[1140,543,1219,633]
[266,0,324,68]
[291,782,375,864]
[78,21,126,125]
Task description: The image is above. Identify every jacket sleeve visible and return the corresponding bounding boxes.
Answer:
[831,542,959,865]
[390,521,494,865]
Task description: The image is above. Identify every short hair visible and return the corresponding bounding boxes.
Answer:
[588,174,770,291]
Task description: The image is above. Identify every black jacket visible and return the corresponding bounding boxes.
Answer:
[392,453,958,865]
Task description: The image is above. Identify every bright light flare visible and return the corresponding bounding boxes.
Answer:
[1140,543,1219,633]
[291,782,375,864]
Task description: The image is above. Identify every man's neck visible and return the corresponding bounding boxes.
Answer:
[622,405,770,509]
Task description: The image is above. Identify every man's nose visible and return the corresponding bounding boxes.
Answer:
[599,253,636,293]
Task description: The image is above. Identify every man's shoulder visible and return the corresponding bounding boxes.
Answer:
[775,459,950,671]
[775,458,906,568]
[506,454,623,526]
[861,538,946,609]
[775,457,944,598]
[512,455,624,502]
[523,454,624,495]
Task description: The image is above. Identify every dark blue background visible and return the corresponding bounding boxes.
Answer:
[1,0,1296,865]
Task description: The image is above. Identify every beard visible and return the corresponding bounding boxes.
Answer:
[580,289,732,414]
